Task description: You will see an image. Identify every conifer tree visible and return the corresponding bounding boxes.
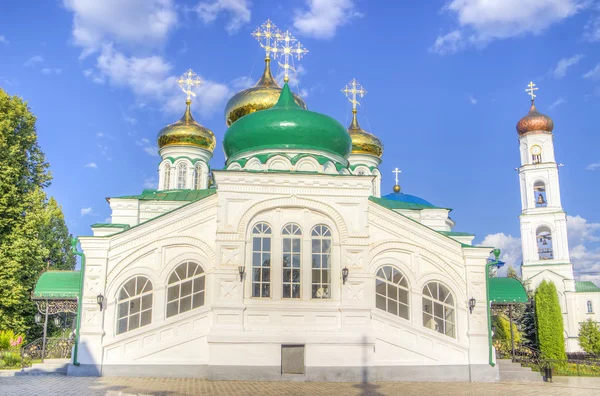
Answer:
[535,280,566,360]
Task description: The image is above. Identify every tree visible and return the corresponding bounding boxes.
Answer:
[492,313,521,343]
[520,298,538,349]
[535,280,566,360]
[578,319,600,355]
[0,88,74,338]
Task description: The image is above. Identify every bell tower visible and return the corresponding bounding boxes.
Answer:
[516,82,578,351]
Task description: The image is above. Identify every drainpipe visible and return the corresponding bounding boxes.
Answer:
[486,248,501,367]
[70,237,85,367]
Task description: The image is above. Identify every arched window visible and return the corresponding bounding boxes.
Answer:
[166,262,206,318]
[194,163,203,190]
[375,266,409,320]
[531,145,542,164]
[536,227,553,260]
[117,276,153,335]
[282,224,302,299]
[252,223,272,298]
[163,164,172,190]
[587,301,593,313]
[357,169,367,176]
[534,181,547,207]
[176,163,188,189]
[311,225,332,299]
[422,282,455,338]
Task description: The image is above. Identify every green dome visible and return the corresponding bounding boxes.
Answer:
[223,83,352,160]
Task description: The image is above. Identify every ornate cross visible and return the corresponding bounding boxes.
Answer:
[177,69,203,101]
[251,19,282,59]
[525,81,538,102]
[393,167,402,185]
[275,30,308,83]
[341,79,367,112]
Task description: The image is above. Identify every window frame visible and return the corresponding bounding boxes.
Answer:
[194,163,203,190]
[163,164,172,190]
[116,276,153,336]
[311,224,332,300]
[251,222,272,298]
[422,281,456,338]
[282,223,302,299]
[587,300,594,314]
[176,162,188,189]
[375,265,410,320]
[166,261,206,319]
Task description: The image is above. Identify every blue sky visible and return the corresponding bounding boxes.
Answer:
[0,0,599,282]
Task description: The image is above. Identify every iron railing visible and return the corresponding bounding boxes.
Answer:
[20,337,74,368]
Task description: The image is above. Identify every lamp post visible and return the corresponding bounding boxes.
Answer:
[71,237,85,367]
[486,248,502,367]
[35,300,50,363]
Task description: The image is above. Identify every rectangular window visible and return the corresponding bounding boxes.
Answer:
[311,238,331,299]
[283,237,301,298]
[252,235,271,297]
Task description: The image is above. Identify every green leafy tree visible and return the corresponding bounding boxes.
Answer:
[0,88,74,338]
[492,313,521,343]
[578,319,600,355]
[535,280,566,360]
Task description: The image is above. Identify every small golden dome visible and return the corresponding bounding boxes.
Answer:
[224,58,307,126]
[347,110,383,158]
[517,102,554,135]
[157,100,216,151]
[393,185,401,193]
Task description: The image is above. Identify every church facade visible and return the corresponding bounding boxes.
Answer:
[69,26,501,380]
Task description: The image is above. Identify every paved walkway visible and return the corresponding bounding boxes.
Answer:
[0,376,599,396]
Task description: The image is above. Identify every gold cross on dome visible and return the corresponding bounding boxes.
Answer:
[341,79,367,112]
[393,167,402,185]
[251,19,282,59]
[177,69,203,101]
[525,81,538,102]
[276,30,308,83]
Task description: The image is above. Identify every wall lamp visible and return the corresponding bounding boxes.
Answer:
[342,267,349,285]
[238,266,245,282]
[469,297,476,314]
[97,294,105,311]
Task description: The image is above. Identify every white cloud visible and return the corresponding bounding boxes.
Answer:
[24,55,44,67]
[230,75,255,90]
[196,0,251,34]
[136,138,159,157]
[468,95,477,105]
[567,215,600,283]
[0,35,8,45]
[553,54,584,78]
[583,63,600,80]
[549,97,566,109]
[41,68,63,75]
[80,207,93,216]
[431,0,585,54]
[143,176,158,189]
[63,0,177,57]
[122,113,138,126]
[584,7,600,42]
[478,233,523,277]
[84,162,98,169]
[293,0,361,39]
[586,162,600,170]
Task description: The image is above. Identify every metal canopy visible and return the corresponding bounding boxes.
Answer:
[33,271,81,300]
[489,277,528,304]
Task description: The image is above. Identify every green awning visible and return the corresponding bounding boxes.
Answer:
[489,277,528,303]
[33,271,81,300]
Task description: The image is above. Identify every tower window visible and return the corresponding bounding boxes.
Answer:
[176,163,187,189]
[163,165,172,190]
[587,301,593,313]
[536,227,553,260]
[534,181,547,207]
[531,145,542,164]
[194,163,203,190]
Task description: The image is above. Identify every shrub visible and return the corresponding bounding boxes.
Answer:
[493,313,522,343]
[579,319,600,355]
[0,330,25,351]
[535,280,566,361]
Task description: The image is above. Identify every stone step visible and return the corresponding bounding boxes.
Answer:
[497,359,542,382]
[15,359,70,376]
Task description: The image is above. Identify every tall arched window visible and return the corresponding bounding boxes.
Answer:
[534,181,547,207]
[587,301,594,313]
[163,164,172,190]
[375,266,409,319]
[531,145,542,164]
[194,163,203,190]
[311,225,332,299]
[252,223,272,298]
[536,227,553,260]
[117,276,153,335]
[166,262,206,318]
[422,282,455,338]
[176,163,188,189]
[282,224,302,299]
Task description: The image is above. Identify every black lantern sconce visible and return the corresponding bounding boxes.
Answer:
[238,266,245,282]
[97,294,105,311]
[342,267,349,285]
[53,316,62,328]
[34,312,42,325]
[469,297,476,314]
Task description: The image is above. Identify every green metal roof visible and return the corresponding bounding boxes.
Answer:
[439,231,475,237]
[113,188,216,202]
[576,281,600,293]
[90,223,130,229]
[33,271,81,300]
[489,277,528,303]
[369,196,448,211]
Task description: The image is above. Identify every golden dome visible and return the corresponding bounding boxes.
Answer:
[224,58,307,126]
[347,110,383,158]
[157,100,216,151]
[517,102,554,135]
